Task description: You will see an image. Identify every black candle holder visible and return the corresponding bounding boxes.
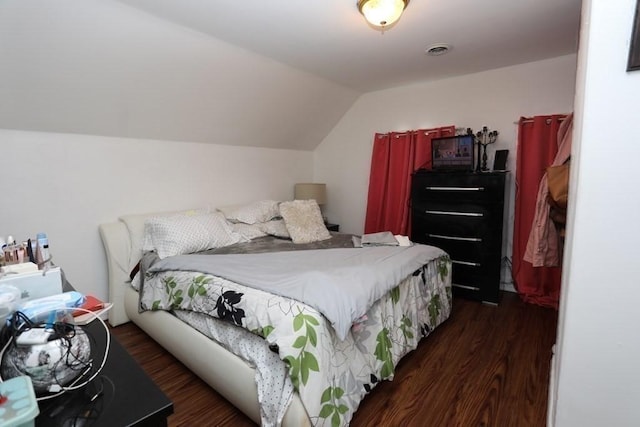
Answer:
[469,126,499,172]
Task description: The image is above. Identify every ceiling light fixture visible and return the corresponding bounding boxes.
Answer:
[358,0,410,33]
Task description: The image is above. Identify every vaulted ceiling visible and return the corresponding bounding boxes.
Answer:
[0,0,581,150]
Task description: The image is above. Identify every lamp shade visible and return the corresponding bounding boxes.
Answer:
[294,183,327,205]
[358,0,409,29]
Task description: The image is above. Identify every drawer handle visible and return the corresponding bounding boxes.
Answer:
[427,233,482,242]
[452,259,481,267]
[425,186,485,191]
[452,283,480,291]
[425,210,484,217]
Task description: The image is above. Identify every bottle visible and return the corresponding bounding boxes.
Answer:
[4,236,16,264]
[37,232,50,269]
[35,240,43,268]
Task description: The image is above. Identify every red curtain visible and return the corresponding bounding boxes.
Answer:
[512,115,566,308]
[364,126,455,235]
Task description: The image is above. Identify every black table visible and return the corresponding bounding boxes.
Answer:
[35,319,174,426]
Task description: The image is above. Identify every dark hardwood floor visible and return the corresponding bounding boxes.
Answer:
[109,291,557,426]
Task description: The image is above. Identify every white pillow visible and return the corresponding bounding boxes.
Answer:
[139,209,207,253]
[258,219,290,239]
[143,212,242,259]
[231,223,267,240]
[217,200,280,224]
[120,207,206,270]
[279,200,331,244]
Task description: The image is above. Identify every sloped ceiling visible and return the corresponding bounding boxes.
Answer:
[0,0,581,150]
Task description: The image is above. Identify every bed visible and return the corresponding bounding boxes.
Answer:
[99,200,452,426]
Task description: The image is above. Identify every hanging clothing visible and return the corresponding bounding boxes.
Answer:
[524,113,573,267]
[364,126,455,235]
[512,114,568,309]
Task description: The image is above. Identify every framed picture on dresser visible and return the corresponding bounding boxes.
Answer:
[492,150,509,171]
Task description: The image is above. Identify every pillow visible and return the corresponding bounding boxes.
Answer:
[143,212,242,259]
[279,200,331,244]
[217,200,280,224]
[231,223,267,240]
[120,207,206,271]
[139,208,207,253]
[258,219,290,239]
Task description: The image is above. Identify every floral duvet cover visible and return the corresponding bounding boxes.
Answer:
[138,250,452,426]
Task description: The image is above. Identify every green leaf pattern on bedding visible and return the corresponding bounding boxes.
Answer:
[284,311,321,390]
[187,275,210,298]
[438,256,450,281]
[319,386,349,427]
[428,294,442,327]
[139,254,452,426]
[252,324,275,338]
[374,328,394,379]
[163,276,183,308]
[389,286,400,304]
[400,314,414,341]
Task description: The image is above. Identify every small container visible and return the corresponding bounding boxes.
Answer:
[36,233,50,269]
[0,376,39,426]
[3,245,17,265]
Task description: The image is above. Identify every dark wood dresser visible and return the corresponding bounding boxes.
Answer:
[410,170,507,304]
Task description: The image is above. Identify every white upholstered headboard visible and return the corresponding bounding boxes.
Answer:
[99,220,132,326]
[99,210,186,326]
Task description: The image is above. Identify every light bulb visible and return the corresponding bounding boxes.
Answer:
[360,0,406,28]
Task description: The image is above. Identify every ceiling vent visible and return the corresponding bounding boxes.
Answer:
[426,44,451,56]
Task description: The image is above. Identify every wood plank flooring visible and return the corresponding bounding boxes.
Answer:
[109,291,557,426]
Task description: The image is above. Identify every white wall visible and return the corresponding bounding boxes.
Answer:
[315,55,577,287]
[0,129,314,300]
[552,0,640,425]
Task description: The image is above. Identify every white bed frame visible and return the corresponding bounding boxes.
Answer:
[99,215,311,426]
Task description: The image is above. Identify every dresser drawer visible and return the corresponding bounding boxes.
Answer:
[451,281,499,304]
[451,267,500,304]
[452,270,483,293]
[412,172,505,203]
[413,227,484,262]
[451,259,500,284]
[412,203,501,238]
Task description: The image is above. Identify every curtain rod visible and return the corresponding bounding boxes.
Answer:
[377,128,455,138]
[515,117,566,125]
